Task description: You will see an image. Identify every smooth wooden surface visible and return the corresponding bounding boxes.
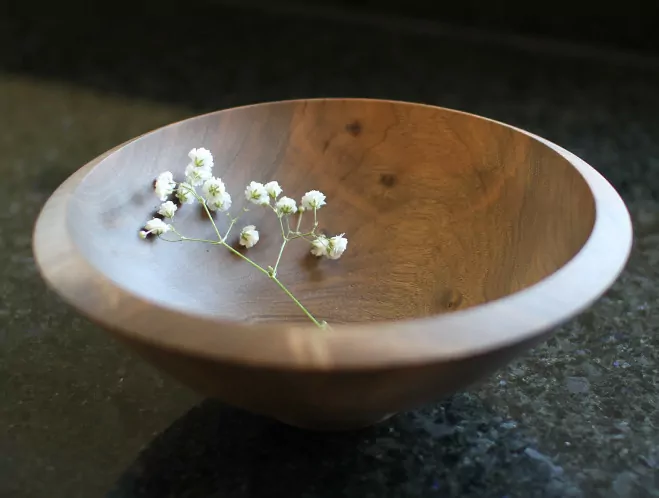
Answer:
[33,99,632,428]
[68,100,595,320]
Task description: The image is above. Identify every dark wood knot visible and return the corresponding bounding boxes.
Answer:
[438,289,463,311]
[380,173,397,187]
[345,120,362,136]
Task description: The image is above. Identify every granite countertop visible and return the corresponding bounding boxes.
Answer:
[1,6,658,498]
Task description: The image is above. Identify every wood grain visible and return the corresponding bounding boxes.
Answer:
[33,99,632,429]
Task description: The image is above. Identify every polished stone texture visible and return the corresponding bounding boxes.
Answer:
[1,6,658,498]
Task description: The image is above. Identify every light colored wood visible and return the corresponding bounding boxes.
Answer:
[32,99,632,429]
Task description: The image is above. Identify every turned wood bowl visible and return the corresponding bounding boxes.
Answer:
[33,99,632,430]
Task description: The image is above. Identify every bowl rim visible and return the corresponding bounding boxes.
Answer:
[32,98,633,371]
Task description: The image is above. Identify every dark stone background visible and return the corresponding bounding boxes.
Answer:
[230,0,659,54]
[0,4,657,497]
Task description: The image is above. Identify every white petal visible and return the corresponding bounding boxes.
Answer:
[327,234,348,259]
[265,181,283,199]
[301,190,327,210]
[188,147,214,168]
[202,177,226,200]
[244,181,269,205]
[144,218,171,235]
[158,201,178,218]
[208,191,232,212]
[176,183,197,204]
[185,163,212,186]
[275,196,297,216]
[154,171,175,201]
[239,225,260,248]
[310,236,329,257]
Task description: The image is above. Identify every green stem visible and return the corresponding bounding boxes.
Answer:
[224,218,237,241]
[201,202,223,242]
[287,231,315,241]
[159,236,185,243]
[170,226,221,244]
[273,239,287,276]
[220,240,321,327]
[285,216,291,236]
[271,276,322,327]
[182,237,222,244]
[180,184,224,242]
[220,240,270,276]
[178,183,323,328]
[295,211,304,233]
[278,215,287,240]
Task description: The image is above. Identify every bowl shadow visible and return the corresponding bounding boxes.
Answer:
[107,395,572,498]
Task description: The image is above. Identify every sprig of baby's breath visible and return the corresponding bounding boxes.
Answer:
[139,147,348,328]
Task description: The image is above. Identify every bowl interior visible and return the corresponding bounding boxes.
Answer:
[67,100,595,325]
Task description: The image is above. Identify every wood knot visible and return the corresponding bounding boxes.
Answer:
[380,173,397,187]
[345,120,362,136]
[438,289,463,311]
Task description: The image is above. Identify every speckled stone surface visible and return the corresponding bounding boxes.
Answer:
[1,7,658,498]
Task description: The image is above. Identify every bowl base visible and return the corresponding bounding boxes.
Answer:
[276,412,397,432]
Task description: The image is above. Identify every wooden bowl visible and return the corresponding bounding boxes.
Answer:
[33,99,632,430]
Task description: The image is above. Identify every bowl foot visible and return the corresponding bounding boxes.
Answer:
[276,412,397,432]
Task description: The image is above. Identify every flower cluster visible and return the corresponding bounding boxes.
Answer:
[240,225,259,248]
[184,147,214,186]
[139,218,170,239]
[310,234,348,260]
[237,180,346,259]
[139,147,348,327]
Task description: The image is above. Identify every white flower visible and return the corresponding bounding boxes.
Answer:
[154,171,176,201]
[139,230,148,239]
[301,190,326,210]
[188,147,214,169]
[264,181,282,199]
[244,181,269,205]
[310,235,329,257]
[207,191,232,212]
[157,200,178,219]
[327,234,348,260]
[275,196,297,216]
[202,177,226,201]
[310,234,348,259]
[176,182,196,204]
[239,225,259,248]
[185,163,212,186]
[143,217,171,236]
